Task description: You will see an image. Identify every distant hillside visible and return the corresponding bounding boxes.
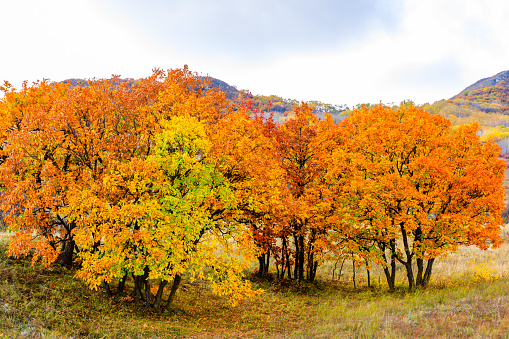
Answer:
[59,76,348,122]
[60,78,134,87]
[205,77,348,121]
[421,70,509,153]
[446,70,509,114]
[454,70,509,97]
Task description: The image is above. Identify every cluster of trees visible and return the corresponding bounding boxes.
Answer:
[0,68,505,311]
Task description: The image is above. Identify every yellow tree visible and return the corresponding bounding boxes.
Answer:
[68,115,258,310]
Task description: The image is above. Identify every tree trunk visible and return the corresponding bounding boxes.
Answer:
[293,235,300,280]
[382,247,396,292]
[258,254,266,277]
[153,280,168,310]
[58,239,75,267]
[144,267,151,310]
[257,251,271,277]
[117,274,128,293]
[404,261,415,290]
[311,260,318,282]
[422,258,434,288]
[366,263,371,288]
[266,250,270,274]
[298,236,305,281]
[416,257,424,286]
[165,274,182,310]
[400,224,415,290]
[352,259,356,289]
[286,250,292,280]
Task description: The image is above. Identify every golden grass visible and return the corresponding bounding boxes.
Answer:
[2,228,509,338]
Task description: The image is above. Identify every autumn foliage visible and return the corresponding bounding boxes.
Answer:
[0,68,506,311]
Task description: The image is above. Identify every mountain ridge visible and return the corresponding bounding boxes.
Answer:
[454,70,509,98]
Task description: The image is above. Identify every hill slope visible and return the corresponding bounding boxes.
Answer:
[454,70,509,98]
[422,70,509,153]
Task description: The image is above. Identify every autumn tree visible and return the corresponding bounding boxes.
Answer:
[68,114,258,310]
[263,103,331,282]
[208,110,284,278]
[0,67,264,309]
[322,104,505,290]
[0,73,165,267]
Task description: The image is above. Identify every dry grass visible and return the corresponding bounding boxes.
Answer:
[2,229,509,338]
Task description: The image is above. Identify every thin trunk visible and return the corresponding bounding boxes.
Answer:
[352,259,356,289]
[404,261,415,290]
[422,258,435,288]
[266,250,270,273]
[400,224,415,290]
[415,227,424,286]
[153,280,168,310]
[416,257,424,286]
[293,235,299,280]
[332,257,340,280]
[144,267,151,310]
[117,274,128,293]
[165,274,182,310]
[298,236,305,281]
[286,250,292,280]
[280,237,287,280]
[382,245,396,292]
[366,261,371,288]
[338,259,345,280]
[307,251,314,281]
[311,261,318,282]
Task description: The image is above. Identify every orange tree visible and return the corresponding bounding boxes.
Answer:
[209,110,284,278]
[0,73,165,267]
[321,104,505,290]
[266,104,331,282]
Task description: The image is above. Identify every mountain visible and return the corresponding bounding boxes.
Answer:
[421,70,509,153]
[446,70,509,114]
[454,70,509,97]
[59,76,348,122]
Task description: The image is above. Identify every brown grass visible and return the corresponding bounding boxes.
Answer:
[2,228,509,338]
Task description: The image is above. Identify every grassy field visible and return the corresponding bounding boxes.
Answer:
[2,230,509,338]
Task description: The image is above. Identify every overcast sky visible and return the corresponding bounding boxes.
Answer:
[1,0,508,107]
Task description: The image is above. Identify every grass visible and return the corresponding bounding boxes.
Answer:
[2,231,509,338]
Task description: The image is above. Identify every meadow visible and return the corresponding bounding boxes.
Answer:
[2,228,509,339]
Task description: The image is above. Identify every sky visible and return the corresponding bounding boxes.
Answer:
[1,0,509,108]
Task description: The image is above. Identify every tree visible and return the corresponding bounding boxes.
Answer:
[0,73,165,267]
[0,67,261,309]
[69,115,258,310]
[267,103,331,282]
[209,110,284,278]
[323,104,505,290]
